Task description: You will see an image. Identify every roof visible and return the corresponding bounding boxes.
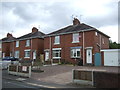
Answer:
[101,49,120,52]
[17,31,45,40]
[46,23,110,38]
[1,37,16,42]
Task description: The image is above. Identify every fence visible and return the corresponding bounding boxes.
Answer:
[8,65,31,78]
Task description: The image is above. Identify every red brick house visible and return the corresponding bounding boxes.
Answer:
[44,18,110,65]
[0,33,16,58]
[13,27,45,60]
[0,27,45,61]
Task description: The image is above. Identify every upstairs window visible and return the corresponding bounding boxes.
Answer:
[0,42,1,48]
[95,32,98,36]
[16,41,19,47]
[26,40,30,47]
[54,36,60,44]
[72,33,79,43]
[102,38,105,44]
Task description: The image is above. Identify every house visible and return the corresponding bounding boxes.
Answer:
[0,27,45,61]
[44,18,110,65]
[13,27,45,60]
[0,33,16,58]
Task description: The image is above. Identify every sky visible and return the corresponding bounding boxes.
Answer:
[0,0,119,43]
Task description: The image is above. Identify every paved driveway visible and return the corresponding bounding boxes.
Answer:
[31,65,119,85]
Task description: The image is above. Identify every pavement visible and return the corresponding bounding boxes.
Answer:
[2,65,119,89]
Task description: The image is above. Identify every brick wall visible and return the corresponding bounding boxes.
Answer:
[44,30,110,65]
[93,71,120,88]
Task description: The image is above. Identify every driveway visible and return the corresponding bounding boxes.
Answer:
[31,65,119,85]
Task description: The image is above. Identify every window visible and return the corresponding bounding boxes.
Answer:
[102,38,105,44]
[71,49,81,58]
[16,41,19,47]
[15,51,19,58]
[0,51,2,58]
[26,40,30,47]
[72,33,79,43]
[54,36,60,44]
[0,42,2,48]
[52,48,61,59]
[95,32,98,36]
[24,49,31,58]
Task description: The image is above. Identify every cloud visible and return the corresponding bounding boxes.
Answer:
[0,0,119,42]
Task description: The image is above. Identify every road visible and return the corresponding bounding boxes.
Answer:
[2,78,55,90]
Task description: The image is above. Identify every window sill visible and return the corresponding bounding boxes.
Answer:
[53,57,61,59]
[54,43,60,45]
[72,41,79,43]
[25,46,30,47]
[24,57,30,58]
[71,57,81,58]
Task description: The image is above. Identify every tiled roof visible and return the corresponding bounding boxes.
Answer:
[1,37,16,42]
[17,31,45,40]
[48,23,95,36]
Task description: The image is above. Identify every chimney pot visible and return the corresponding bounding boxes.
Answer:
[73,18,80,25]
[7,33,13,37]
[32,27,38,33]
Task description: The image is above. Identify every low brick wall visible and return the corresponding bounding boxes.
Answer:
[93,71,120,88]
[73,70,92,81]
[8,65,31,78]
[73,69,119,88]
[72,69,93,85]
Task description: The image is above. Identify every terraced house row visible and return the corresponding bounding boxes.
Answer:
[0,18,110,66]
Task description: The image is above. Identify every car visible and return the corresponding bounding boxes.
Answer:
[1,57,19,69]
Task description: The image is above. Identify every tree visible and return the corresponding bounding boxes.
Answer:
[109,40,120,49]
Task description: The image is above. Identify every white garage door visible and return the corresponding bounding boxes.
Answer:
[103,50,120,66]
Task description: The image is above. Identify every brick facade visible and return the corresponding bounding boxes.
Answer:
[0,19,110,66]
[44,30,109,65]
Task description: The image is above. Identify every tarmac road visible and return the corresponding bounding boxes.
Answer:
[2,78,55,90]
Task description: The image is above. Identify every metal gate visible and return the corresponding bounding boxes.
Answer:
[94,53,101,66]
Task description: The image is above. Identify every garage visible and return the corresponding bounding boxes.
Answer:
[101,49,120,66]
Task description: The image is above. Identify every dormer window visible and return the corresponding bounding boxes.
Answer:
[54,36,60,44]
[26,40,30,47]
[72,33,79,43]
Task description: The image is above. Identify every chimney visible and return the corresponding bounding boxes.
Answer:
[32,27,38,33]
[7,33,13,37]
[73,18,80,25]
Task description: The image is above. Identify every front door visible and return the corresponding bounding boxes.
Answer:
[45,51,49,61]
[86,49,92,63]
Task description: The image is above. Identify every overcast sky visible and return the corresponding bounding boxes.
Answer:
[0,0,119,43]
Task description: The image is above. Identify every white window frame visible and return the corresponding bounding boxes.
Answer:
[16,41,19,47]
[102,38,105,44]
[45,51,49,61]
[0,51,2,58]
[15,51,19,58]
[0,42,2,48]
[54,36,60,45]
[72,33,79,43]
[71,48,81,58]
[52,48,61,59]
[26,40,30,47]
[24,49,31,58]
[95,32,98,36]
